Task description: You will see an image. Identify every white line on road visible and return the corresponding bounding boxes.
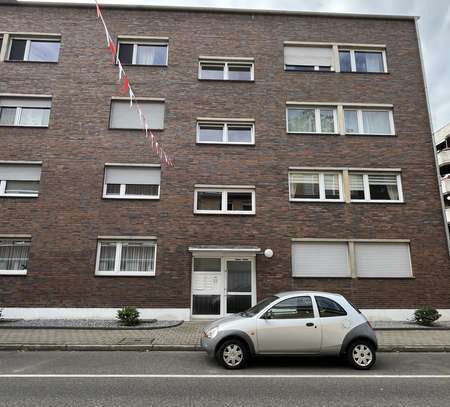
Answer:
[0,374,450,379]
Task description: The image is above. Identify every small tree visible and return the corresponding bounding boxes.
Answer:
[414,307,441,326]
[117,307,140,326]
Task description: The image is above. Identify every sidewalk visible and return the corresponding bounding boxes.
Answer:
[2,322,450,351]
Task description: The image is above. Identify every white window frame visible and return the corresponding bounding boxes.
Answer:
[339,48,388,73]
[95,240,157,277]
[194,188,256,215]
[0,106,50,128]
[350,173,404,203]
[288,171,344,202]
[0,239,31,275]
[196,121,255,145]
[117,41,168,66]
[7,37,60,62]
[198,60,254,81]
[344,108,395,136]
[286,107,338,134]
[0,179,39,198]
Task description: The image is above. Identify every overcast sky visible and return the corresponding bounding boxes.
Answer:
[21,0,450,131]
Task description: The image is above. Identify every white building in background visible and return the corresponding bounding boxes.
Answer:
[435,123,450,228]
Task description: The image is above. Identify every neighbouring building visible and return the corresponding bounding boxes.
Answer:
[435,123,450,232]
[0,2,449,321]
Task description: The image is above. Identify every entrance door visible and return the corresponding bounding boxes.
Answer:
[191,256,256,318]
[225,259,255,315]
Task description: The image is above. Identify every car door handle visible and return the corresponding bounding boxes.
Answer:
[306,322,315,327]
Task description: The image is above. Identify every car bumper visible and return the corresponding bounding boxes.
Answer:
[200,336,216,357]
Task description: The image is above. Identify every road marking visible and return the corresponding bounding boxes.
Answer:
[0,374,450,379]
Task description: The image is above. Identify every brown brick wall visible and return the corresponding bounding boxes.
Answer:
[0,5,449,310]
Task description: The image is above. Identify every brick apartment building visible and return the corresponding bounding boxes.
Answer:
[0,1,449,321]
[435,123,450,232]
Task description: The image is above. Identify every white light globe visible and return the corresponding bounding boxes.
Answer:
[264,249,274,258]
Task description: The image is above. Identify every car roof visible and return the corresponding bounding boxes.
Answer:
[274,291,345,299]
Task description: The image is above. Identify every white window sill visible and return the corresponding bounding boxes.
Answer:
[350,200,404,204]
[345,132,395,136]
[0,194,39,198]
[0,270,27,275]
[290,198,344,203]
[194,210,255,215]
[196,141,255,145]
[95,271,155,277]
[0,124,48,128]
[103,195,160,200]
[287,131,339,135]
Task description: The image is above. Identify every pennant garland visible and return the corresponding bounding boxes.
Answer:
[95,0,174,167]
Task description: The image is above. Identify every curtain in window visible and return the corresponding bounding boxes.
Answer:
[120,245,154,272]
[290,173,319,198]
[0,242,30,271]
[288,109,315,132]
[368,175,399,200]
[320,109,335,133]
[0,107,16,125]
[136,45,166,65]
[350,174,365,199]
[324,174,339,198]
[344,110,358,133]
[355,52,383,72]
[362,111,390,134]
[19,108,50,126]
[98,244,116,271]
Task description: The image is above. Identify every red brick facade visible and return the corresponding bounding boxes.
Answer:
[0,4,449,312]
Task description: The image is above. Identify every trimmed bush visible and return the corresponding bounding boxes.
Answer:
[414,307,441,326]
[117,307,140,326]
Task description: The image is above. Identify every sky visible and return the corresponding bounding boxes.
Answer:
[19,0,450,132]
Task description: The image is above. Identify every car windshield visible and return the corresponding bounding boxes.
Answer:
[240,296,278,317]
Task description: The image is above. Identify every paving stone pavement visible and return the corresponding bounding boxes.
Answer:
[1,322,450,349]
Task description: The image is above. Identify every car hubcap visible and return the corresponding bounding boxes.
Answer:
[223,344,243,367]
[352,344,373,367]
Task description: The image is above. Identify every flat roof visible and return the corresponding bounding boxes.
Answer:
[4,1,418,20]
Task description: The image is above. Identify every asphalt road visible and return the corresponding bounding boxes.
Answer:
[1,351,450,406]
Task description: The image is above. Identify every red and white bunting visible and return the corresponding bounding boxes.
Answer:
[95,0,174,167]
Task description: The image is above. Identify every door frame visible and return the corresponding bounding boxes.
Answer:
[190,252,257,319]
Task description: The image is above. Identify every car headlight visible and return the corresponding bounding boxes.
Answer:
[205,327,218,339]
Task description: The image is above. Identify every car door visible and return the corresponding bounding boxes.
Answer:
[256,295,321,354]
[315,295,351,354]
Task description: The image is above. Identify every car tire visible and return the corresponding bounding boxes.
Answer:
[216,339,249,370]
[347,340,376,370]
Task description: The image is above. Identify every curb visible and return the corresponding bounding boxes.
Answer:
[0,321,184,331]
[0,344,449,352]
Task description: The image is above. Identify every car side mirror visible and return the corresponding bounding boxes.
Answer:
[263,310,273,320]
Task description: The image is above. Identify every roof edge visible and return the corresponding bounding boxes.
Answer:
[6,1,419,20]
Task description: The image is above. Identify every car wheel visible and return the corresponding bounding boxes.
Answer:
[216,339,249,369]
[347,340,376,370]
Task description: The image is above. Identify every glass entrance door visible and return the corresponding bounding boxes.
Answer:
[225,259,254,315]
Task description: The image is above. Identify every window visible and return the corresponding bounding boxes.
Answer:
[198,60,253,81]
[284,46,333,71]
[197,121,254,144]
[287,107,337,133]
[117,40,168,66]
[344,109,394,135]
[95,240,156,276]
[349,173,403,202]
[194,188,255,215]
[292,240,412,278]
[0,97,51,127]
[292,242,351,277]
[339,49,386,73]
[268,296,314,319]
[315,296,347,318]
[0,239,30,275]
[109,99,164,130]
[289,172,343,201]
[103,166,160,199]
[193,257,221,272]
[0,164,42,197]
[354,242,412,278]
[8,37,60,62]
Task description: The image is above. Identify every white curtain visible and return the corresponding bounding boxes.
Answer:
[319,109,335,133]
[324,174,339,196]
[0,242,30,271]
[19,108,50,126]
[362,111,390,134]
[136,45,166,65]
[344,110,359,133]
[0,107,16,125]
[120,245,154,272]
[288,108,315,132]
[368,175,399,200]
[98,244,116,271]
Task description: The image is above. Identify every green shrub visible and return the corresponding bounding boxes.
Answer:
[414,307,441,326]
[117,307,140,326]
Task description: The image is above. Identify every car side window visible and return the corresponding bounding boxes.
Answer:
[269,296,314,319]
[316,296,347,318]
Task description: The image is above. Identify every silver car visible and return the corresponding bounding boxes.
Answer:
[201,291,377,370]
